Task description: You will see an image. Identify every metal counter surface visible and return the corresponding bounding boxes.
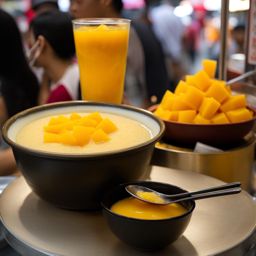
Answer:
[0,166,256,256]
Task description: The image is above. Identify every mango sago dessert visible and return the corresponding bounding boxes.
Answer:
[154,59,254,124]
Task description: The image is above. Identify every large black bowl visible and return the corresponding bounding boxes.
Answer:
[2,101,164,210]
[101,181,195,251]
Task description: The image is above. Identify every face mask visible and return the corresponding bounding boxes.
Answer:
[28,40,42,66]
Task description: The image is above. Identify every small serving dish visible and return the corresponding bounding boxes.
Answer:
[101,181,195,251]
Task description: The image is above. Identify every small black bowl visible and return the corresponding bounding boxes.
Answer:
[101,181,195,251]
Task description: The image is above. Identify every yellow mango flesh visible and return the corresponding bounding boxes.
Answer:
[220,95,246,112]
[226,108,253,123]
[154,58,254,124]
[211,112,230,124]
[193,114,211,124]
[174,80,189,95]
[205,81,230,103]
[44,112,117,146]
[172,94,192,111]
[178,110,196,123]
[92,129,110,143]
[202,59,217,78]
[192,70,212,91]
[159,90,174,110]
[199,97,220,119]
[182,86,204,110]
[97,118,117,133]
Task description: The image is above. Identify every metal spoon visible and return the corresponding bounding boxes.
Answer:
[125,182,241,205]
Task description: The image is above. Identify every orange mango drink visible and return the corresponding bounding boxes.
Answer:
[73,19,130,104]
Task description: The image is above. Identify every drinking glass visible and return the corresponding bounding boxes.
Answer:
[73,18,130,104]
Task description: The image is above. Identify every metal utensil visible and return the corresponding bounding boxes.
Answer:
[125,182,241,205]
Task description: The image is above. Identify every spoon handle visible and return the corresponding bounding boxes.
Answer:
[167,182,241,199]
[170,187,242,204]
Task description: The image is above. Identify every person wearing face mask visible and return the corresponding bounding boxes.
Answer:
[70,0,169,108]
[29,11,80,104]
[0,9,39,175]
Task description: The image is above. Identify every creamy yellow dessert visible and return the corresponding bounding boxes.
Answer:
[16,112,152,154]
[111,197,187,220]
[136,191,165,204]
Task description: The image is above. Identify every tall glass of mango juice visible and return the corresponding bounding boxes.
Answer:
[73,19,130,104]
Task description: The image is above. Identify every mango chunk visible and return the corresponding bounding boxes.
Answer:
[193,114,211,124]
[92,129,109,143]
[59,131,77,145]
[44,122,70,133]
[48,115,69,125]
[220,95,246,112]
[178,110,196,123]
[44,132,60,143]
[154,107,173,121]
[172,94,192,111]
[202,59,217,78]
[205,80,230,103]
[226,108,253,123]
[211,112,230,124]
[87,112,103,123]
[97,118,117,133]
[73,126,95,146]
[185,75,196,86]
[182,86,204,110]
[70,113,82,120]
[174,81,189,95]
[159,90,174,110]
[76,117,98,127]
[199,97,220,119]
[192,70,212,91]
[168,111,179,122]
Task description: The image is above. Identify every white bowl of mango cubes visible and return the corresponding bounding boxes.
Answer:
[154,59,256,147]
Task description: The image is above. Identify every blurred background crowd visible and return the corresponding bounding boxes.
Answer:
[0,0,250,176]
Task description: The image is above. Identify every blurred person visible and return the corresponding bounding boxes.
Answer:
[147,0,186,86]
[29,11,80,104]
[0,9,39,175]
[31,0,59,16]
[70,0,169,107]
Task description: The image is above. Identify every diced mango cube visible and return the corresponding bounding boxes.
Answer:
[154,107,173,121]
[182,86,204,110]
[97,118,117,134]
[159,90,174,110]
[193,114,211,124]
[59,131,77,145]
[178,110,196,123]
[73,126,94,146]
[205,80,230,103]
[92,129,110,143]
[220,95,246,112]
[70,113,82,120]
[185,75,196,86]
[192,70,212,91]
[44,132,60,143]
[48,115,69,125]
[44,122,69,133]
[211,113,230,124]
[168,111,179,122]
[172,94,192,111]
[174,81,189,95]
[202,59,217,78]
[87,112,103,123]
[225,108,253,123]
[76,117,98,127]
[199,97,220,119]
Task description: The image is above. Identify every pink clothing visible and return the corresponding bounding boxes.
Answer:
[47,63,79,103]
